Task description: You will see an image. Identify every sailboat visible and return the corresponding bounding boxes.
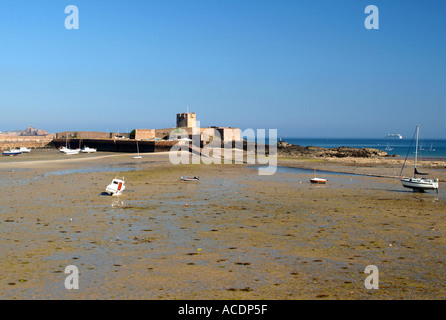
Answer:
[428,143,435,152]
[385,143,393,151]
[60,136,80,155]
[133,140,142,159]
[310,169,327,184]
[399,125,439,192]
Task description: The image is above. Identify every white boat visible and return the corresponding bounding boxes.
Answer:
[81,146,97,153]
[386,133,403,139]
[60,147,80,155]
[385,144,393,151]
[399,125,439,192]
[310,177,327,184]
[59,137,80,155]
[65,149,81,155]
[180,176,199,181]
[310,169,327,184]
[2,149,22,156]
[105,177,126,196]
[400,177,439,191]
[19,147,31,153]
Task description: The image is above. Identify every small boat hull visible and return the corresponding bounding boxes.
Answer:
[3,151,22,156]
[400,178,439,192]
[60,147,80,155]
[81,147,97,153]
[180,177,199,181]
[106,178,126,196]
[63,150,80,155]
[310,178,327,184]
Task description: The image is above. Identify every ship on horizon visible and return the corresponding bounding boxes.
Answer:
[385,133,403,139]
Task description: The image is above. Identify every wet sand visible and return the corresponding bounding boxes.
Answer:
[1,150,445,299]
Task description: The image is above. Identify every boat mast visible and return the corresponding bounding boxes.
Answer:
[414,125,419,177]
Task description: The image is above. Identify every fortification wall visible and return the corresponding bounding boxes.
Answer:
[135,129,155,140]
[52,139,176,153]
[0,135,55,149]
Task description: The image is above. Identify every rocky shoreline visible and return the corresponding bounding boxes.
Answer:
[277,141,390,159]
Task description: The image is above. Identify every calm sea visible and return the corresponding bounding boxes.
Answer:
[276,138,446,160]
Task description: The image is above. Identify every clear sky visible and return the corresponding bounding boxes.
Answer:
[1,0,445,138]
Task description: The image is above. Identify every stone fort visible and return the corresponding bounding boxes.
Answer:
[53,112,241,145]
[134,112,241,143]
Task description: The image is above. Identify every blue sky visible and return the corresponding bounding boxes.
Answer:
[0,0,445,138]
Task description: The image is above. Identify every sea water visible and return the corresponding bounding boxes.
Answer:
[277,138,446,159]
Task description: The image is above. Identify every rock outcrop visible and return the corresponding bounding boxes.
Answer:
[22,126,50,136]
[277,141,388,158]
[0,127,53,149]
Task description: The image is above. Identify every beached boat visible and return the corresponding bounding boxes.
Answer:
[81,146,97,153]
[59,137,80,155]
[19,147,31,153]
[400,177,439,191]
[105,177,126,196]
[180,176,199,181]
[2,149,22,156]
[399,125,439,192]
[65,149,81,155]
[60,147,80,155]
[310,169,327,184]
[310,177,327,184]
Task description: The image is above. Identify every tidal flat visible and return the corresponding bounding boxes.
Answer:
[0,150,445,299]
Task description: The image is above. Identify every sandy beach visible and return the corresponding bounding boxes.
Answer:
[1,149,445,299]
